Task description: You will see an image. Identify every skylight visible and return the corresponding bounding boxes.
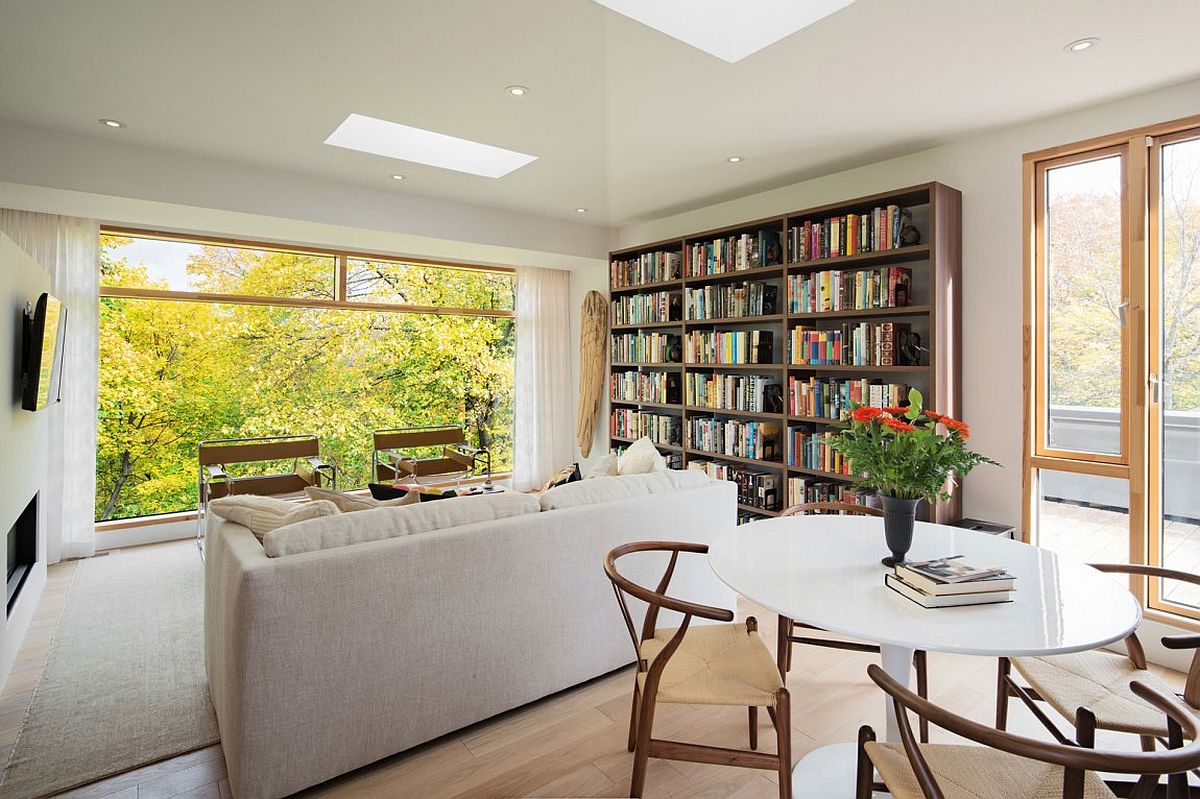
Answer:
[593,0,855,63]
[324,113,538,179]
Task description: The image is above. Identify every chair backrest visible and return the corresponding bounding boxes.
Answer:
[198,434,321,466]
[779,500,883,518]
[865,663,1200,799]
[1090,562,1200,707]
[604,542,734,690]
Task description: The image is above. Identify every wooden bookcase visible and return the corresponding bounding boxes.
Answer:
[607,182,962,524]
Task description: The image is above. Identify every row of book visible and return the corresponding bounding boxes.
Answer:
[787,266,912,314]
[611,333,680,364]
[611,370,681,405]
[688,419,780,461]
[786,477,867,508]
[788,322,915,367]
[789,377,913,420]
[611,291,681,326]
[787,206,911,262]
[688,461,781,511]
[685,282,778,320]
[686,230,782,277]
[686,372,780,413]
[684,330,775,365]
[886,556,1016,609]
[611,410,681,446]
[612,443,682,470]
[786,428,852,475]
[611,251,682,289]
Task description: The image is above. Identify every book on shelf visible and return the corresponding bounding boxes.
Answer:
[786,476,867,507]
[612,370,681,405]
[786,427,851,475]
[689,460,781,511]
[685,372,779,413]
[898,556,1014,590]
[787,266,912,314]
[788,376,913,420]
[611,251,681,288]
[788,322,915,367]
[885,573,1014,608]
[687,230,782,277]
[611,409,681,447]
[688,418,779,461]
[788,205,910,262]
[686,282,778,320]
[684,330,774,365]
[611,291,682,326]
[611,332,681,364]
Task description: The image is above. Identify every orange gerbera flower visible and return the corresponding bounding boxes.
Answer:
[851,406,885,423]
[943,418,970,439]
[881,416,916,433]
[881,405,908,415]
[924,410,947,423]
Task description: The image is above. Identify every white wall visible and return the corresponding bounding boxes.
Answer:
[616,77,1200,531]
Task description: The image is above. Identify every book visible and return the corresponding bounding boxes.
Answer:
[885,574,1014,608]
[894,565,1016,596]
[900,555,1010,585]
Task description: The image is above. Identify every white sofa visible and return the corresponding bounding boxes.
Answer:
[204,473,737,799]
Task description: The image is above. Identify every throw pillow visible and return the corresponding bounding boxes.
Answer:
[304,485,417,512]
[617,437,667,475]
[583,453,618,479]
[368,483,458,502]
[208,495,340,542]
[539,462,581,493]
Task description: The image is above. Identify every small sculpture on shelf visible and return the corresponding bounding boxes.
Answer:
[898,208,921,246]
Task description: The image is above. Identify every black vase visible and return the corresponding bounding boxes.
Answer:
[880,495,922,567]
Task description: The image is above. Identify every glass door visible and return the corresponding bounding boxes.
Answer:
[1149,128,1200,617]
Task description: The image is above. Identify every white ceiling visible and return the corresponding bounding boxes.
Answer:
[2,0,1199,228]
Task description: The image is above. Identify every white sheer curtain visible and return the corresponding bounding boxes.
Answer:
[513,266,573,492]
[0,210,99,562]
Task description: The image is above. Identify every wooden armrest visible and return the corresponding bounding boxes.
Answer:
[1162,633,1200,650]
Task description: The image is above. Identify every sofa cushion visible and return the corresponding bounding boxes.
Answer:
[584,453,618,479]
[208,495,340,542]
[262,490,541,557]
[305,485,418,512]
[538,469,710,511]
[617,437,667,475]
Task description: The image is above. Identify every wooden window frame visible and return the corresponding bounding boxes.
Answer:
[1024,113,1200,624]
[99,226,516,319]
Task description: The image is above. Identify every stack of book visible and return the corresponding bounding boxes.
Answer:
[886,555,1016,608]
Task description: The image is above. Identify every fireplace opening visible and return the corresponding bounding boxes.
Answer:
[7,494,36,615]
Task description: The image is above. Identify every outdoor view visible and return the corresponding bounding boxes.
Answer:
[96,234,515,522]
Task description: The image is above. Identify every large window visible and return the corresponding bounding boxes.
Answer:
[1025,113,1200,625]
[97,230,515,522]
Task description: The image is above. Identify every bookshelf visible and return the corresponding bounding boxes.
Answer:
[607,182,961,525]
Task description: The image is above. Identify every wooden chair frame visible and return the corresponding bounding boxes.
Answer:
[604,541,792,799]
[197,434,336,552]
[775,501,931,742]
[860,663,1200,799]
[997,563,1200,762]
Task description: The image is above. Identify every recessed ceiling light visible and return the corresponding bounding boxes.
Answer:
[324,113,538,179]
[1065,37,1099,52]
[390,174,405,181]
[575,207,588,213]
[593,0,855,63]
[99,118,126,128]
[727,156,745,163]
[506,85,530,97]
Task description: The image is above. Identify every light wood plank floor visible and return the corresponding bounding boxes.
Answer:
[2,542,1187,799]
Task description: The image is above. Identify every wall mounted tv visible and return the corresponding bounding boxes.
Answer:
[21,292,67,412]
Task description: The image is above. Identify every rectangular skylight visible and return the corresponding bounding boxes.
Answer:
[324,113,538,179]
[593,0,855,63]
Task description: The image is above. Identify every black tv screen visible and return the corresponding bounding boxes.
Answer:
[22,293,67,412]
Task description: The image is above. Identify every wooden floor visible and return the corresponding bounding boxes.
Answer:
[2,543,1188,799]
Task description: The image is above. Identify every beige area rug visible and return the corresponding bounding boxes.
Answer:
[1,542,219,798]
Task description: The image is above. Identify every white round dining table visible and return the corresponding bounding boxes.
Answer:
[707,515,1142,799]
